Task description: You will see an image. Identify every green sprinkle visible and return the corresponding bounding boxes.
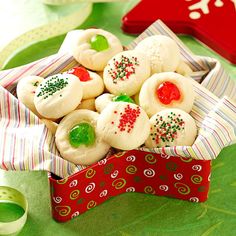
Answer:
[36,75,68,99]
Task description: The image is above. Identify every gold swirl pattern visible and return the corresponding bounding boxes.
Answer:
[191,175,203,184]
[145,154,157,164]
[70,189,80,200]
[126,165,137,174]
[87,200,97,209]
[114,151,126,158]
[174,182,191,195]
[180,157,193,162]
[85,168,96,179]
[55,206,71,216]
[112,178,126,189]
[104,163,114,175]
[144,186,156,195]
[56,177,68,185]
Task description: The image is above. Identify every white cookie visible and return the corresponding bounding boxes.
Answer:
[103,50,151,96]
[34,73,83,119]
[76,98,96,111]
[97,102,150,150]
[55,110,110,165]
[135,35,181,74]
[139,72,195,117]
[133,93,140,105]
[95,93,114,113]
[176,61,192,76]
[145,109,197,148]
[41,119,58,135]
[72,29,123,71]
[66,67,104,99]
[17,75,44,117]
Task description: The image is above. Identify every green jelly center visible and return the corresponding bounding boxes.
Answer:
[69,123,95,147]
[113,94,135,104]
[90,34,109,51]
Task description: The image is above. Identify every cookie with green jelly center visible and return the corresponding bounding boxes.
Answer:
[69,123,96,147]
[90,34,109,52]
[112,94,135,104]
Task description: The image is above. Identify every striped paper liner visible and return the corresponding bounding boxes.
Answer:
[0,20,235,178]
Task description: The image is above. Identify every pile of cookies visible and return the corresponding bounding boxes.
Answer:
[16,29,197,166]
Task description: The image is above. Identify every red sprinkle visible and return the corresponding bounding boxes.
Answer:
[156,81,181,105]
[67,66,91,82]
[113,104,141,133]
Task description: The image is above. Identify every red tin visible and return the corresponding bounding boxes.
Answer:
[49,150,211,222]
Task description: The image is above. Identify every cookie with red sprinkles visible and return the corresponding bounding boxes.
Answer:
[97,102,150,150]
[145,108,197,148]
[103,50,151,96]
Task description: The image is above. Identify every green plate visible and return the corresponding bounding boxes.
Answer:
[1,2,236,236]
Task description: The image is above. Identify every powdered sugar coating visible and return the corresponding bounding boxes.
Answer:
[135,35,181,74]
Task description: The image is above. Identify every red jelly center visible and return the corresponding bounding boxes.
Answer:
[68,66,91,82]
[156,81,181,105]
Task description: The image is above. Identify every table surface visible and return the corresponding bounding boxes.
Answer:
[1,2,236,236]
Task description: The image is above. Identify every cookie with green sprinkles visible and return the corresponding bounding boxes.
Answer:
[145,108,197,148]
[34,73,83,119]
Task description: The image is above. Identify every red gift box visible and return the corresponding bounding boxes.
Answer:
[49,150,211,222]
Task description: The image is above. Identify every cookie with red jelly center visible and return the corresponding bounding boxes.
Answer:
[139,72,195,116]
[66,67,104,99]
[156,81,181,105]
[68,66,91,82]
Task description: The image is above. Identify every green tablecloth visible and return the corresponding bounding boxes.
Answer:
[1,2,236,236]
